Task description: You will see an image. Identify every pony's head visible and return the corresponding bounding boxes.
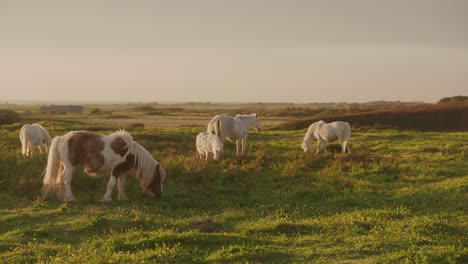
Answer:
[301,140,310,153]
[130,141,166,198]
[137,162,167,198]
[211,140,224,161]
[251,113,261,132]
[302,122,321,153]
[34,124,52,152]
[145,163,166,198]
[43,136,52,153]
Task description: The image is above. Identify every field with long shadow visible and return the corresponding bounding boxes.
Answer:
[0,119,466,263]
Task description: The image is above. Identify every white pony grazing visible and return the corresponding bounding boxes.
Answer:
[206,113,260,156]
[41,130,166,202]
[196,132,224,161]
[19,123,52,156]
[302,120,351,154]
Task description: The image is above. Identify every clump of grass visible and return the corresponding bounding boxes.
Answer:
[129,123,145,129]
[107,114,131,119]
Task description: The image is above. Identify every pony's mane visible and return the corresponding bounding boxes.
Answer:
[111,129,133,143]
[234,114,253,119]
[234,114,257,123]
[33,123,52,142]
[303,124,314,149]
[128,141,159,188]
[303,120,326,148]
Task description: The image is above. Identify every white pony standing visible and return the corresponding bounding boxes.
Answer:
[19,123,52,156]
[206,113,260,156]
[196,132,224,161]
[301,120,351,154]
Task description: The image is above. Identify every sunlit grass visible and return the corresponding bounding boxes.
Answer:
[0,115,466,263]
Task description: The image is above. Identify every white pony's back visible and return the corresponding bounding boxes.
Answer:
[206,113,260,156]
[302,120,351,154]
[20,124,51,156]
[196,132,224,161]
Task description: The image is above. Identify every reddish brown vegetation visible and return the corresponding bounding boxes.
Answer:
[277,102,468,131]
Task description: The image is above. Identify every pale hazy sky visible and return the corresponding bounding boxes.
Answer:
[1,0,467,103]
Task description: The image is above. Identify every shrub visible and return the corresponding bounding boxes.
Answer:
[0,109,20,125]
[438,95,468,104]
[132,106,156,112]
[129,123,145,129]
[90,108,101,114]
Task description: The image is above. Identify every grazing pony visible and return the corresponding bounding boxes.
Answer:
[302,120,351,154]
[196,132,224,161]
[207,113,260,156]
[19,123,52,156]
[41,130,166,202]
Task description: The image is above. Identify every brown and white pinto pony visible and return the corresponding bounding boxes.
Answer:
[41,130,166,202]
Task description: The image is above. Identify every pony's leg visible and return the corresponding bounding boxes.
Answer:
[38,145,43,155]
[315,141,320,154]
[236,140,240,156]
[317,139,327,154]
[117,175,128,201]
[341,140,350,154]
[338,139,345,154]
[321,141,328,154]
[21,138,26,156]
[241,137,247,155]
[27,142,32,157]
[102,176,117,202]
[62,165,76,202]
[346,142,351,154]
[338,133,347,154]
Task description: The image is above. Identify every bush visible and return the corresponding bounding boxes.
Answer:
[90,108,101,114]
[0,109,20,125]
[438,95,468,104]
[129,123,145,129]
[132,106,156,112]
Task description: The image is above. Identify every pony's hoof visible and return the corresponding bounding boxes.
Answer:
[64,197,75,202]
[101,197,112,203]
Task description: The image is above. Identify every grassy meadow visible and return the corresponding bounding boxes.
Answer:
[0,106,467,263]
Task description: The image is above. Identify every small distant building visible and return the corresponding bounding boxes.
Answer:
[40,104,84,113]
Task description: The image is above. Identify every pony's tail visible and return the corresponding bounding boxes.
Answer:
[215,120,220,137]
[343,123,351,154]
[42,136,62,200]
[207,119,214,133]
[20,126,27,156]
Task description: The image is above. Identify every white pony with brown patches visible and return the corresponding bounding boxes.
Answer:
[206,113,260,156]
[19,124,52,156]
[302,120,351,154]
[42,130,166,202]
[196,132,224,161]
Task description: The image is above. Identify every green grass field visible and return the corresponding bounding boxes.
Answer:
[0,114,467,263]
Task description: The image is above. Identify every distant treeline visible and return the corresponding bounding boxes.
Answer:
[276,102,468,131]
[127,100,425,117]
